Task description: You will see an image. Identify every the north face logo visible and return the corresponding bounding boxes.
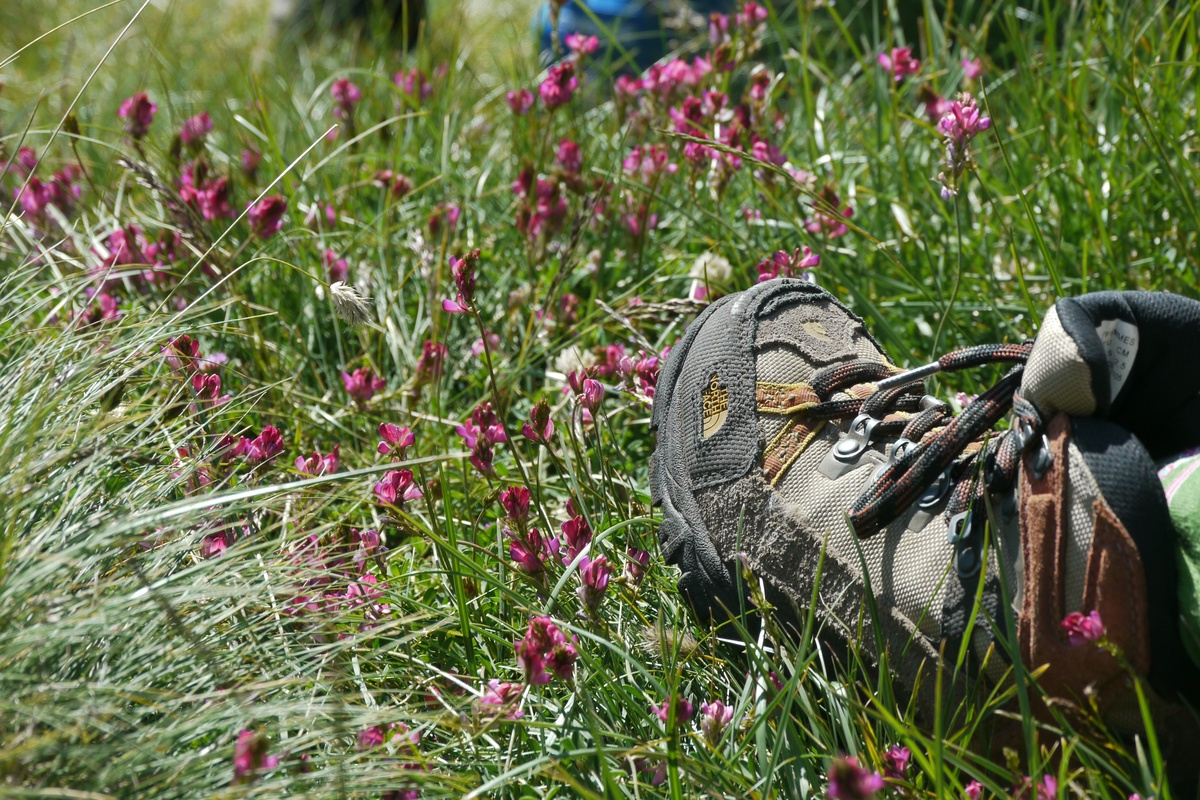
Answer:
[701,373,729,439]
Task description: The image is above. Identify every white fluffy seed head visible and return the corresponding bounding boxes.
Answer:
[329,281,373,326]
[689,252,732,283]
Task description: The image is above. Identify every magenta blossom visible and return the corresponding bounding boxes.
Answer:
[233,729,280,785]
[330,77,362,120]
[428,202,461,236]
[506,88,535,115]
[295,445,339,476]
[883,745,910,780]
[936,93,991,199]
[245,426,284,465]
[878,47,920,82]
[241,148,261,178]
[653,695,694,726]
[556,139,582,175]
[180,112,214,147]
[1061,610,1105,645]
[827,755,884,800]
[625,548,650,584]
[324,248,349,283]
[962,57,983,80]
[508,526,558,576]
[521,399,555,446]
[757,246,820,282]
[515,616,578,684]
[964,780,983,799]
[378,423,415,458]
[805,186,854,239]
[191,373,231,408]
[580,379,604,413]
[442,248,479,314]
[539,61,578,110]
[499,486,531,525]
[118,93,157,139]
[565,32,600,55]
[247,195,287,239]
[374,469,423,505]
[479,679,524,719]
[559,515,591,565]
[577,555,612,613]
[394,67,432,101]
[700,700,736,746]
[342,367,386,404]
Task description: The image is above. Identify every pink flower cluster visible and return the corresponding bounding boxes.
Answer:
[515,616,578,684]
[757,246,820,283]
[342,367,386,405]
[935,93,992,199]
[457,402,507,475]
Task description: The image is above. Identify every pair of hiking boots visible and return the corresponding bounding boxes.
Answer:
[650,279,1200,776]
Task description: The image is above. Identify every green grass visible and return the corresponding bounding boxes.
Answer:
[1,0,1197,797]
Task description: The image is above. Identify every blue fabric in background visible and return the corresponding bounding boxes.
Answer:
[536,0,737,73]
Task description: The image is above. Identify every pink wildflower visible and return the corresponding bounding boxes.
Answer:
[700,700,735,746]
[508,526,558,576]
[515,616,578,684]
[378,423,415,458]
[506,88,535,115]
[757,246,820,282]
[245,426,284,465]
[577,555,611,613]
[415,340,447,385]
[580,378,604,413]
[179,112,213,147]
[479,679,524,719]
[330,77,362,120]
[324,248,349,283]
[565,32,600,55]
[233,729,280,785]
[358,725,385,750]
[625,548,650,584]
[827,755,884,800]
[936,93,992,199]
[394,68,432,101]
[805,186,853,238]
[118,93,157,140]
[883,745,910,780]
[964,780,983,799]
[559,515,591,565]
[556,139,582,175]
[428,202,461,236]
[442,248,479,314]
[191,373,231,408]
[623,144,677,182]
[247,195,287,239]
[341,367,386,404]
[878,47,920,82]
[499,486,531,525]
[295,445,339,476]
[521,399,555,446]
[539,61,578,110]
[1061,610,1105,645]
[736,2,769,27]
[653,695,694,725]
[962,58,983,80]
[374,469,423,505]
[240,148,261,178]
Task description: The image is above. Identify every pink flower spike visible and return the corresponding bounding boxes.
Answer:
[539,61,578,111]
[1061,610,1105,645]
[233,729,279,785]
[565,32,600,55]
[964,780,983,799]
[295,445,339,476]
[580,379,605,413]
[378,423,415,458]
[883,745,910,780]
[700,700,735,746]
[559,515,591,565]
[374,469,423,505]
[118,93,157,140]
[479,679,524,719]
[625,548,650,584]
[506,88,535,115]
[247,195,286,239]
[962,58,983,80]
[245,426,284,465]
[342,367,386,404]
[499,486,531,524]
[521,399,555,446]
[827,755,884,800]
[180,111,214,147]
[515,616,578,684]
[878,47,920,82]
[652,695,694,725]
[330,77,362,120]
[577,555,612,613]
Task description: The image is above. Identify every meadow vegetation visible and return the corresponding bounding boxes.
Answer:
[1,0,1198,797]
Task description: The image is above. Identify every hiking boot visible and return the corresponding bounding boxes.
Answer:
[650,279,1200,735]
